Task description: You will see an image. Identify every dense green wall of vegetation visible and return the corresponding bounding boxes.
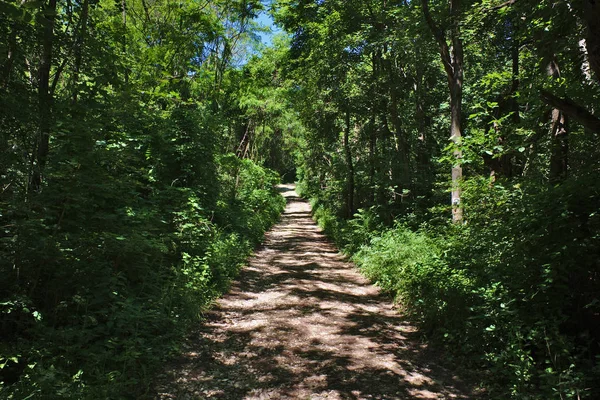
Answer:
[0,0,293,398]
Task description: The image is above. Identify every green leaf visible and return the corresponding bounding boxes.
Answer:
[0,1,22,18]
[22,0,43,9]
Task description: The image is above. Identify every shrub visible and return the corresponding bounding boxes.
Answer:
[353,225,473,336]
[0,152,285,399]
[308,172,600,399]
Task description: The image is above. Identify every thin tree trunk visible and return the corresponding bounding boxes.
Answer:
[122,0,129,84]
[490,36,520,179]
[369,116,377,206]
[510,37,520,123]
[450,80,463,222]
[540,90,600,133]
[549,109,569,182]
[583,0,600,82]
[414,48,432,192]
[385,57,411,195]
[31,0,58,192]
[344,107,355,218]
[1,25,18,88]
[368,51,380,206]
[547,58,569,183]
[422,0,464,222]
[72,0,89,105]
[501,35,520,177]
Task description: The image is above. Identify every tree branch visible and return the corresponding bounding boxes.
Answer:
[540,89,600,133]
[421,0,454,78]
[485,0,518,12]
[583,0,600,82]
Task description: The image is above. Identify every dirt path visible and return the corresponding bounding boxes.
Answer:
[155,185,478,399]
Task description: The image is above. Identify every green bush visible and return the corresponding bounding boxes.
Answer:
[311,201,347,245]
[308,172,599,399]
[353,225,473,336]
[0,149,284,399]
[448,176,600,399]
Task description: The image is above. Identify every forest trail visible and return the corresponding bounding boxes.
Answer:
[155,185,477,400]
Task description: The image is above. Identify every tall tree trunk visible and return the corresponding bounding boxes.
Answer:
[1,25,18,88]
[384,56,411,195]
[369,114,377,206]
[501,35,520,177]
[344,107,355,218]
[31,0,58,192]
[72,0,90,105]
[549,109,569,182]
[122,0,129,84]
[450,78,463,222]
[485,34,520,180]
[422,0,464,222]
[368,51,381,206]
[414,46,432,194]
[547,58,569,183]
[583,0,600,83]
[510,36,520,124]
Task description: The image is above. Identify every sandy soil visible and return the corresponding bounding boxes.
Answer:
[154,184,479,399]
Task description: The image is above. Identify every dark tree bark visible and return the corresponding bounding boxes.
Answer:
[369,114,377,206]
[72,0,90,105]
[583,0,600,82]
[549,108,569,183]
[1,25,18,88]
[510,37,520,124]
[540,90,600,133]
[367,51,381,206]
[500,37,521,177]
[344,107,355,218]
[31,0,58,192]
[122,0,129,84]
[484,34,520,180]
[422,0,464,222]
[546,58,569,183]
[383,56,411,195]
[413,44,434,193]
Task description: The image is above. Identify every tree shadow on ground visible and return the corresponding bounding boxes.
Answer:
[154,186,482,400]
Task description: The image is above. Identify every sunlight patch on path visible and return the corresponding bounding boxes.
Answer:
[155,184,477,400]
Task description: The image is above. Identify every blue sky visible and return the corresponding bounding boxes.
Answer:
[256,9,281,47]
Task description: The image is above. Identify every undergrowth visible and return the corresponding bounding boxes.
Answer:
[0,155,285,399]
[306,177,600,399]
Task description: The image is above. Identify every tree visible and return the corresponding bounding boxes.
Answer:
[0,0,286,397]
[422,0,464,222]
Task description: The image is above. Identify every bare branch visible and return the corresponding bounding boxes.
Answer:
[485,0,518,12]
[540,89,600,133]
[421,0,454,78]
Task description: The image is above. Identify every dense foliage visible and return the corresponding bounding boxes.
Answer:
[0,0,290,397]
[272,0,600,398]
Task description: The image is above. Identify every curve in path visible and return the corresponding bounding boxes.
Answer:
[155,184,477,399]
